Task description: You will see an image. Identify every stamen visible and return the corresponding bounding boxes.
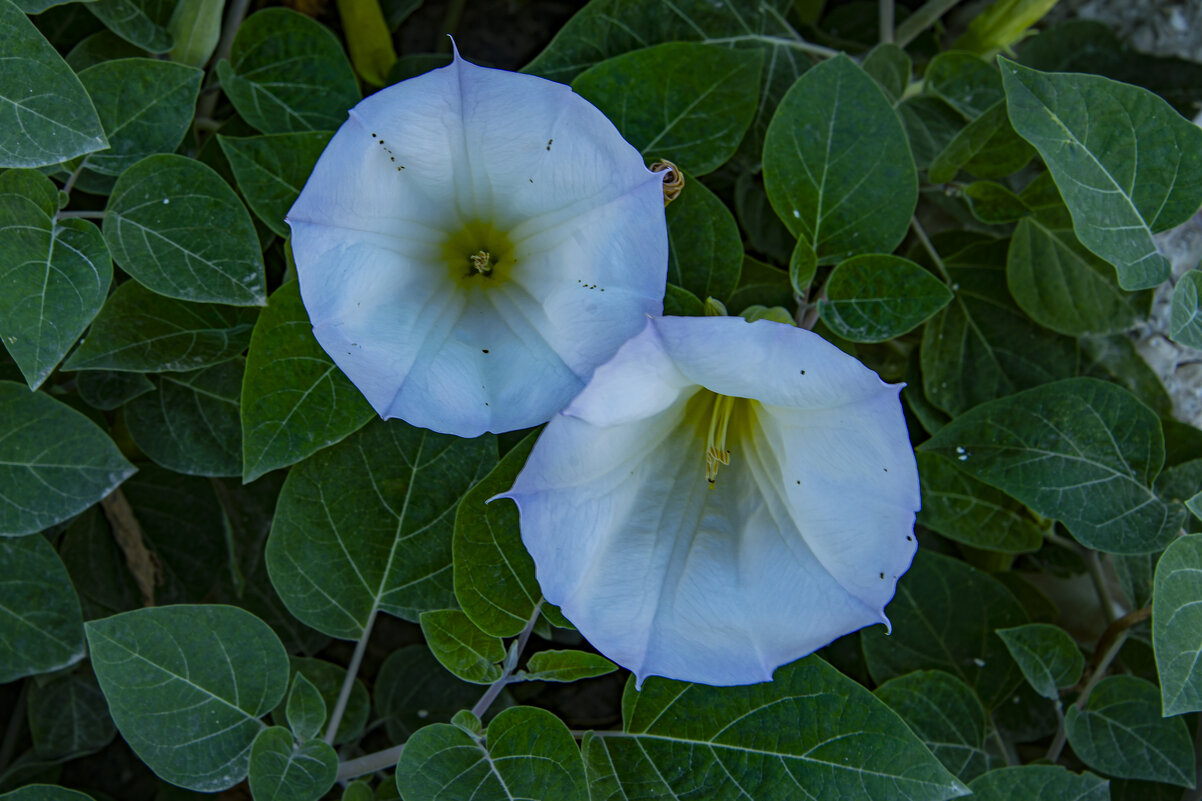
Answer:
[705,394,736,488]
[469,250,493,275]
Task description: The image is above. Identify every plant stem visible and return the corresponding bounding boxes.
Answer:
[56,210,106,220]
[325,608,377,745]
[61,160,86,198]
[910,217,951,283]
[1045,700,1067,763]
[195,0,251,124]
[894,0,964,47]
[1082,548,1119,625]
[470,603,542,719]
[1041,528,1078,552]
[1186,712,1202,801]
[337,742,405,782]
[879,0,895,43]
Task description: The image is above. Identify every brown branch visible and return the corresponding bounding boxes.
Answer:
[100,488,162,607]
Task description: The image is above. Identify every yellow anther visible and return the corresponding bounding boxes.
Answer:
[469,250,493,275]
[705,394,736,487]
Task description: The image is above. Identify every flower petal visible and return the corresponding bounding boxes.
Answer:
[505,317,920,686]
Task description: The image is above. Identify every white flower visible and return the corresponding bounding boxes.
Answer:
[286,50,667,436]
[502,316,920,686]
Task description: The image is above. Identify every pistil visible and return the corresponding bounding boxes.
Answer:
[705,393,736,487]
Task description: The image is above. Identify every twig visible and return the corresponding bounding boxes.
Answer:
[879,0,895,44]
[909,217,951,283]
[61,160,87,198]
[100,489,161,607]
[894,0,964,47]
[1082,548,1119,625]
[325,608,377,745]
[337,742,404,782]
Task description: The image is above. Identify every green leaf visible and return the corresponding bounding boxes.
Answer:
[27,666,116,759]
[1079,334,1173,418]
[240,281,373,483]
[966,766,1109,801]
[63,281,257,373]
[341,782,373,801]
[0,535,85,682]
[396,706,588,801]
[916,452,1043,554]
[521,650,617,683]
[963,180,1030,224]
[764,54,917,264]
[818,254,952,342]
[265,420,496,638]
[928,101,1034,183]
[0,382,135,536]
[585,656,967,800]
[285,674,326,741]
[663,283,703,316]
[65,30,149,71]
[86,605,290,792]
[77,59,201,176]
[863,43,911,103]
[664,175,742,302]
[76,370,154,410]
[420,609,505,685]
[571,42,762,176]
[217,133,332,238]
[1153,534,1202,716]
[103,154,266,306]
[216,8,359,134]
[925,51,1004,119]
[995,623,1083,700]
[1007,218,1147,336]
[0,169,111,389]
[271,657,370,745]
[247,727,337,801]
[85,0,173,52]
[920,241,1078,416]
[452,434,543,638]
[898,96,965,172]
[874,670,992,782]
[126,359,243,477]
[167,0,222,68]
[0,0,107,168]
[377,644,506,744]
[0,787,95,801]
[922,378,1182,554]
[863,550,1028,709]
[1170,270,1202,348]
[999,58,1202,290]
[1065,675,1195,787]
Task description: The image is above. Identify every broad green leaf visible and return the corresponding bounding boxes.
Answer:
[966,766,1109,801]
[0,382,134,536]
[420,609,505,685]
[995,623,1083,700]
[240,281,373,482]
[874,670,992,782]
[63,282,257,373]
[928,102,1034,184]
[377,644,507,744]
[925,51,1004,119]
[1153,535,1202,716]
[1065,675,1194,787]
[216,8,359,134]
[664,175,742,302]
[0,169,111,389]
[0,535,85,682]
[103,154,266,306]
[58,507,141,619]
[66,30,149,72]
[764,54,917,264]
[585,657,967,801]
[0,0,107,168]
[1000,58,1202,290]
[922,378,1182,554]
[521,650,617,683]
[898,96,965,172]
[1008,217,1147,336]
[247,727,337,801]
[217,132,332,237]
[0,787,95,801]
[265,420,496,639]
[663,283,703,316]
[341,782,373,801]
[126,359,243,477]
[285,673,326,741]
[1170,270,1202,348]
[271,657,370,746]
[167,0,222,68]
[27,666,115,760]
[453,434,542,637]
[916,452,1043,554]
[863,43,910,103]
[397,706,588,801]
[523,0,814,160]
[952,0,1058,55]
[818,254,952,342]
[76,370,154,410]
[77,59,201,176]
[1079,334,1173,418]
[963,181,1029,224]
[86,605,290,792]
[920,240,1078,416]
[863,550,1027,709]
[85,0,173,52]
[571,42,762,176]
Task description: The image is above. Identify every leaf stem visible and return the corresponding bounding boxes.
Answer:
[879,0,895,44]
[61,160,87,199]
[703,34,841,61]
[910,217,951,283]
[470,602,542,719]
[894,0,964,47]
[1045,700,1067,763]
[195,0,252,124]
[989,722,1017,766]
[325,607,377,745]
[1082,548,1119,625]
[56,210,106,220]
[337,742,404,782]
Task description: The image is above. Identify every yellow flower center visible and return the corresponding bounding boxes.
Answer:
[442,220,515,287]
[704,392,744,488]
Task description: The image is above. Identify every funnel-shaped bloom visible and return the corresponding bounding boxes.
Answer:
[287,51,667,437]
[502,316,920,686]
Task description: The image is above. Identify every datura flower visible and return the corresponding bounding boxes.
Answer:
[502,316,920,686]
[286,50,667,437]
